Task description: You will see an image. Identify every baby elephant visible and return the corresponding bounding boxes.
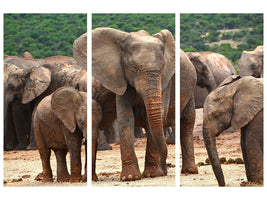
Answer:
[34,86,87,182]
[203,76,263,186]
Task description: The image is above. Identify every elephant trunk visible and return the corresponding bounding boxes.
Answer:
[143,81,167,168]
[203,127,225,186]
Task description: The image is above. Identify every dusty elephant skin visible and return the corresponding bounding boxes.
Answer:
[180,49,198,174]
[238,45,263,78]
[186,52,236,108]
[203,76,263,186]
[4,55,87,151]
[92,27,175,181]
[33,87,87,183]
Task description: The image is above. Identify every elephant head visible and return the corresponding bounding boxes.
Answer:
[92,27,175,156]
[51,87,87,139]
[238,45,263,78]
[73,33,87,71]
[186,52,217,92]
[4,63,51,120]
[203,76,263,186]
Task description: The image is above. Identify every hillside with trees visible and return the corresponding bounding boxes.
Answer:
[4,14,87,58]
[92,13,175,36]
[180,14,263,68]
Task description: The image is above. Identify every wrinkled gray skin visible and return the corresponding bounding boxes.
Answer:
[239,45,263,78]
[180,49,198,174]
[203,76,263,186]
[186,52,236,108]
[92,28,175,181]
[4,55,86,150]
[34,87,87,182]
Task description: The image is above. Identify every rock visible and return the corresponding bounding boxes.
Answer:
[22,175,31,179]
[220,157,227,164]
[11,178,23,182]
[205,158,211,165]
[197,162,205,166]
[227,158,235,164]
[235,158,244,164]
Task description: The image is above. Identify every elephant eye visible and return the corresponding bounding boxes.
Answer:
[251,63,257,69]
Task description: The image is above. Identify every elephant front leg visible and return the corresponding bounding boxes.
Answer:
[117,95,141,181]
[66,133,83,183]
[180,97,198,174]
[241,110,263,184]
[143,128,165,178]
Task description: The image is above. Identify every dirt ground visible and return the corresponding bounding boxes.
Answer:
[93,138,176,187]
[3,109,262,187]
[3,146,87,187]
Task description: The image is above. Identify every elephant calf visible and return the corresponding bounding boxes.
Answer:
[203,76,263,186]
[33,87,87,182]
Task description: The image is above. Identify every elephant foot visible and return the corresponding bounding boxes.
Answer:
[57,174,70,182]
[181,163,198,174]
[36,173,53,182]
[143,164,165,178]
[82,174,87,182]
[34,173,44,181]
[14,143,28,150]
[166,135,175,144]
[26,143,37,150]
[92,173,98,181]
[70,175,82,183]
[97,143,112,151]
[120,164,142,181]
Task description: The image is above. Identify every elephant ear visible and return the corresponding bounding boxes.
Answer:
[22,67,51,104]
[231,77,263,130]
[218,75,241,87]
[92,27,129,95]
[153,30,175,90]
[73,33,87,70]
[51,87,82,133]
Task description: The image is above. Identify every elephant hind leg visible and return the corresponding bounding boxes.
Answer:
[34,120,53,182]
[39,148,53,182]
[54,149,70,182]
[180,97,198,174]
[241,110,263,184]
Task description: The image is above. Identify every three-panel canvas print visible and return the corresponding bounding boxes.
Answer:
[2,13,263,188]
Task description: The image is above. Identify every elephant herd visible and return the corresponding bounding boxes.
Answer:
[4,27,263,186]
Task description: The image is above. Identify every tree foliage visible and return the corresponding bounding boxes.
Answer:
[180,14,263,66]
[92,14,175,36]
[4,14,87,58]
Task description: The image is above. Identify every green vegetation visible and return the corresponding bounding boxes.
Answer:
[92,13,175,36]
[4,14,87,58]
[180,14,263,67]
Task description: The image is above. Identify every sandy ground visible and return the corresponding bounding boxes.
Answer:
[93,138,176,187]
[3,109,262,187]
[3,146,87,187]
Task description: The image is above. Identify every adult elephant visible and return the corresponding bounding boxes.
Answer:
[238,45,263,78]
[92,77,116,180]
[203,75,263,186]
[180,49,198,174]
[73,32,87,71]
[92,27,175,181]
[4,57,87,150]
[186,52,236,108]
